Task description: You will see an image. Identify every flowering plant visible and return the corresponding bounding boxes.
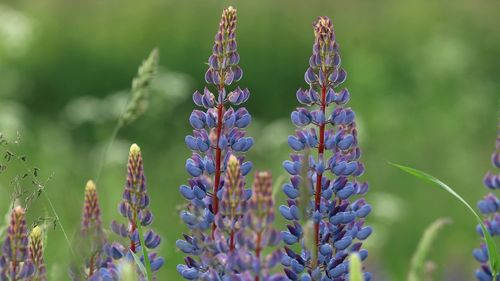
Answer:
[279,16,372,281]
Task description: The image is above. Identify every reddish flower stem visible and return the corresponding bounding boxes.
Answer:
[12,234,18,281]
[229,229,235,251]
[255,231,262,281]
[130,208,137,253]
[313,83,327,267]
[89,254,95,276]
[211,102,224,238]
[130,226,137,252]
[12,261,17,281]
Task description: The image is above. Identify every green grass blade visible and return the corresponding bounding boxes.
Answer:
[407,218,451,281]
[349,253,364,281]
[272,174,285,199]
[391,163,500,278]
[137,224,153,281]
[129,250,147,278]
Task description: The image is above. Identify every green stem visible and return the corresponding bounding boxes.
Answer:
[42,191,75,256]
[94,121,123,183]
[137,224,153,281]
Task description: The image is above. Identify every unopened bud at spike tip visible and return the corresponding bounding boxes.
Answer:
[130,143,141,155]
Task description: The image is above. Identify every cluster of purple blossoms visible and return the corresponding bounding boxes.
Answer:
[108,144,164,280]
[0,206,35,281]
[474,115,500,281]
[279,16,372,281]
[28,226,46,281]
[71,180,116,281]
[176,6,256,280]
[236,171,285,281]
[178,155,283,281]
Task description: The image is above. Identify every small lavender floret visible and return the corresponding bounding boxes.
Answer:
[474,114,500,281]
[280,16,371,280]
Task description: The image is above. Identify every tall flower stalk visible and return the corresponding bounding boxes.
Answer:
[238,171,284,281]
[280,17,372,280]
[474,113,500,281]
[216,155,251,253]
[71,180,110,280]
[177,6,253,280]
[28,226,46,281]
[0,206,35,281]
[110,144,163,280]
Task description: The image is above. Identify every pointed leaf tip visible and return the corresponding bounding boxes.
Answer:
[391,162,500,278]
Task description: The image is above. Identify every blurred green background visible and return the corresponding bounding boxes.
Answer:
[0,0,499,279]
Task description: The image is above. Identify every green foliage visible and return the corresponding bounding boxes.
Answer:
[271,174,285,199]
[121,48,160,126]
[95,48,159,182]
[349,253,364,281]
[392,163,500,278]
[130,250,148,279]
[407,218,451,281]
[0,133,73,256]
[137,224,153,281]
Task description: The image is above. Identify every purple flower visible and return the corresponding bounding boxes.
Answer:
[81,180,105,242]
[215,155,250,242]
[0,206,35,281]
[177,6,254,280]
[28,226,46,281]
[238,171,285,281]
[109,144,163,280]
[474,114,500,281]
[70,180,113,281]
[280,16,372,280]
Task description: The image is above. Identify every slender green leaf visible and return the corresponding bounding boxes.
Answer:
[407,217,451,281]
[129,250,147,278]
[272,174,285,199]
[349,253,364,281]
[137,224,153,281]
[391,163,500,278]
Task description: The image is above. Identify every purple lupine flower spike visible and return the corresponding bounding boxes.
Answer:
[0,206,35,281]
[215,155,250,253]
[177,6,254,280]
[280,17,372,281]
[237,171,285,281]
[27,226,46,281]
[109,144,163,280]
[474,113,500,281]
[81,180,105,242]
[70,180,116,281]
